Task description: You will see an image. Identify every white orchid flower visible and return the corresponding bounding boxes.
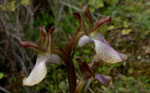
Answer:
[21,26,62,86]
[78,32,127,63]
[73,6,127,63]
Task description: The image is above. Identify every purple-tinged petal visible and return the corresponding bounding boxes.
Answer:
[95,74,111,87]
[23,56,48,86]
[23,54,61,86]
[78,35,92,47]
[91,33,128,63]
[46,54,61,64]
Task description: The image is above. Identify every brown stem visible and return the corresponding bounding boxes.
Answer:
[65,49,76,93]
[65,56,76,93]
[65,35,78,93]
[65,27,84,93]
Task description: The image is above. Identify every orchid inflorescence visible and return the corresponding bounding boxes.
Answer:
[21,4,128,93]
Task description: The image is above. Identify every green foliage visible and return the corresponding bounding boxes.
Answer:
[31,0,150,92]
[34,11,55,27]
[88,0,105,11]
[0,72,4,79]
[112,76,150,93]
[1,0,150,92]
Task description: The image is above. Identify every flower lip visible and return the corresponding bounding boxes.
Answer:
[23,55,48,86]
[100,38,128,62]
[95,74,112,87]
[23,54,61,86]
[101,39,112,48]
[92,38,128,63]
[78,32,128,63]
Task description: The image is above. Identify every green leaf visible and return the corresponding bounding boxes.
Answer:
[0,72,4,79]
[83,49,90,54]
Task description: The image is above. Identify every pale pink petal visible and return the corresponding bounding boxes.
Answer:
[78,35,92,47]
[46,54,61,64]
[23,54,61,86]
[23,56,48,86]
[91,33,127,63]
[95,74,111,87]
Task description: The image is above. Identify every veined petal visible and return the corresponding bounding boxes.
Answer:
[91,33,127,63]
[78,35,92,47]
[46,54,61,64]
[23,54,61,86]
[95,74,111,87]
[23,56,48,86]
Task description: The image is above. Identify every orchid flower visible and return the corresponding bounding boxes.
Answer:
[21,26,61,86]
[75,4,127,64]
[75,61,112,93]
[75,74,111,93]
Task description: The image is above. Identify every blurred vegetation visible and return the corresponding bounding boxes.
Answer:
[0,0,150,93]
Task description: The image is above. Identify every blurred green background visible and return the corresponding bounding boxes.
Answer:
[0,0,150,93]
